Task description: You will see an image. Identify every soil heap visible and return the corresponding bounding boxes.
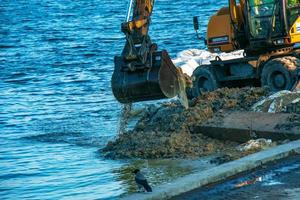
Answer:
[102,87,270,159]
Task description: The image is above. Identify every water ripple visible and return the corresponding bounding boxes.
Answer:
[1,0,227,199]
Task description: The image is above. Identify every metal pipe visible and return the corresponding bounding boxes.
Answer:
[126,0,134,22]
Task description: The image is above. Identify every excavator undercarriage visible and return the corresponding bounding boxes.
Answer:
[191,47,300,98]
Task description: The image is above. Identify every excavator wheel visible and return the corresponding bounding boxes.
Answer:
[192,66,219,98]
[261,56,300,92]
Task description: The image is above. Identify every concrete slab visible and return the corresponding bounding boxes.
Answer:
[120,140,300,200]
[192,112,300,142]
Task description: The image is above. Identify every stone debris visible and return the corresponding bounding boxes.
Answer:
[252,90,300,113]
[237,138,275,152]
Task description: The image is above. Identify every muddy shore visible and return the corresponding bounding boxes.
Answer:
[101,87,276,159]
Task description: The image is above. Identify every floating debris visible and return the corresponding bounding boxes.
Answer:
[235,177,262,188]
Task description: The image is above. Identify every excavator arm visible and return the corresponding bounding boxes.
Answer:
[111,0,184,104]
[120,0,154,70]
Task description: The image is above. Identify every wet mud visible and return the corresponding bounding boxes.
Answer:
[102,87,272,159]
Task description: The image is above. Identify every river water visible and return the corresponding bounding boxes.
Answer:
[0,0,226,199]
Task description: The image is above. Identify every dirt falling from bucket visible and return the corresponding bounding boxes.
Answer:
[176,68,190,109]
[117,103,132,135]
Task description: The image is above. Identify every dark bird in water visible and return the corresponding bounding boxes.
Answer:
[133,169,152,192]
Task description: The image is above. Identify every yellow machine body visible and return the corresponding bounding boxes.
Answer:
[207,0,300,54]
[290,16,300,43]
[207,7,235,53]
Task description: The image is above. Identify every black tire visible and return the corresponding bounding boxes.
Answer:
[261,56,300,92]
[192,66,219,98]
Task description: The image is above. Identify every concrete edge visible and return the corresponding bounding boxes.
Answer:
[120,140,300,200]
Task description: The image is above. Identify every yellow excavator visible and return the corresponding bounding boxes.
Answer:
[111,0,300,104]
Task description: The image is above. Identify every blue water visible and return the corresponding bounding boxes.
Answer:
[0,0,226,199]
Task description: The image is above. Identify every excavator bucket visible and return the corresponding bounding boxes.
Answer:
[111,50,180,103]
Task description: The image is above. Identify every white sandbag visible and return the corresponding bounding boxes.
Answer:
[179,63,194,76]
[173,49,245,77]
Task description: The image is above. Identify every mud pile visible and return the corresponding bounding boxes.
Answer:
[102,87,270,159]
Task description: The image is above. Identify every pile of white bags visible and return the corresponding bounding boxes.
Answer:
[172,49,244,76]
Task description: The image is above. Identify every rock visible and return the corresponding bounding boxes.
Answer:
[252,90,300,113]
[237,138,275,152]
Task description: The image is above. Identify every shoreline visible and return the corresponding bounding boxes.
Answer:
[120,140,300,200]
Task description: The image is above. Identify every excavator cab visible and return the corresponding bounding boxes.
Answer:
[287,0,300,26]
[245,0,300,51]
[111,0,180,103]
[247,0,280,40]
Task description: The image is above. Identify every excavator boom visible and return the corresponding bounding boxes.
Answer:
[111,0,181,103]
